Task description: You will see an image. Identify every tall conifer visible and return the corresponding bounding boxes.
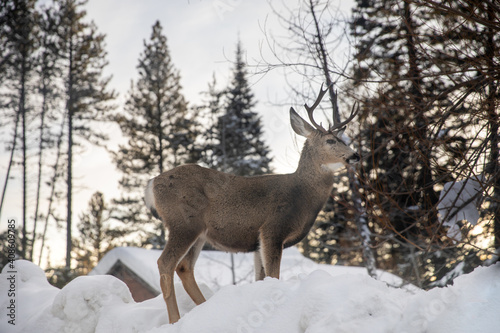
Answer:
[112,21,196,247]
[349,0,499,285]
[53,0,115,268]
[209,41,272,176]
[0,0,38,259]
[73,192,123,274]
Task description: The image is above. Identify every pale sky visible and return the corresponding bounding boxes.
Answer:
[1,0,354,266]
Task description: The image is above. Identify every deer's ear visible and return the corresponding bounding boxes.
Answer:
[290,107,315,137]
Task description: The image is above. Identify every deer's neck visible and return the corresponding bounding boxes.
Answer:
[295,142,336,192]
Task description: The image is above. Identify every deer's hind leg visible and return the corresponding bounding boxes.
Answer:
[176,237,206,305]
[157,227,201,324]
[254,250,266,281]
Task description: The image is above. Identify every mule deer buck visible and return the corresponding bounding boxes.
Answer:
[145,84,359,323]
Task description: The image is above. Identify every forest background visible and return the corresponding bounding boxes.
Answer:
[0,0,499,290]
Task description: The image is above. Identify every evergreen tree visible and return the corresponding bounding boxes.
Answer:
[73,192,123,275]
[352,0,444,222]
[112,21,196,247]
[349,0,457,287]
[0,0,38,259]
[348,0,499,286]
[208,41,272,176]
[199,74,224,169]
[52,0,115,268]
[425,0,500,259]
[31,3,62,261]
[263,0,376,275]
[0,227,22,270]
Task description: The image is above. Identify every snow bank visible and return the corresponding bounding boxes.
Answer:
[1,258,499,332]
[89,247,409,292]
[160,271,407,333]
[437,178,482,241]
[89,246,164,293]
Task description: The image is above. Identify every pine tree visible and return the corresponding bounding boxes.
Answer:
[31,3,63,261]
[424,0,500,267]
[0,0,39,259]
[199,74,224,168]
[52,0,115,269]
[73,192,123,275]
[262,0,376,275]
[348,0,457,287]
[349,0,499,286]
[112,21,196,247]
[208,41,272,176]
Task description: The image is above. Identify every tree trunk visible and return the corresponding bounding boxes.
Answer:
[403,1,438,214]
[38,115,66,266]
[31,84,48,261]
[309,0,376,276]
[350,170,377,278]
[484,3,500,254]
[66,38,74,270]
[0,111,21,221]
[156,94,166,241]
[21,57,28,260]
[66,101,73,269]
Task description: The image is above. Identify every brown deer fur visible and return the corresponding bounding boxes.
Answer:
[145,89,359,323]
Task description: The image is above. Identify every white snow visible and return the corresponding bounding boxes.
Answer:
[1,249,499,333]
[88,247,408,293]
[438,178,482,241]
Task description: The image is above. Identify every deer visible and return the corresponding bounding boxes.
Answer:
[144,84,360,323]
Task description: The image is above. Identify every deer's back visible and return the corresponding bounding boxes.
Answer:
[153,164,327,252]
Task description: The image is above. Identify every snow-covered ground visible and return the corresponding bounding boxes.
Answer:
[1,248,499,333]
[88,247,410,293]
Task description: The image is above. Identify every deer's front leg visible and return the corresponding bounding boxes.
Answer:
[254,250,266,281]
[259,234,283,279]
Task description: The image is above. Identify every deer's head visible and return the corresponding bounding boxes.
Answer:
[290,85,360,166]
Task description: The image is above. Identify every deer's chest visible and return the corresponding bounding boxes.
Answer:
[282,201,324,248]
[268,185,328,248]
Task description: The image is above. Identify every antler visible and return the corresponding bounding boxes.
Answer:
[304,83,359,134]
[329,102,359,132]
[304,83,330,134]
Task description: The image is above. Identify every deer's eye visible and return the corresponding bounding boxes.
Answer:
[326,139,337,144]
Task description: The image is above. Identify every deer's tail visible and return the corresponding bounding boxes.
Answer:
[145,178,160,219]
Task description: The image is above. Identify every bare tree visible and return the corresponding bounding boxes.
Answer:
[259,0,377,277]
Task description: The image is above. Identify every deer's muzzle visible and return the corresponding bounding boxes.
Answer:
[346,153,360,164]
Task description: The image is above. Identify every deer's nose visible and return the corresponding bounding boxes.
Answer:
[346,153,360,164]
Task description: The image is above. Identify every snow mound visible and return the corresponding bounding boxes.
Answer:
[9,259,48,283]
[90,246,163,292]
[162,271,406,333]
[89,246,410,293]
[51,275,133,333]
[1,259,499,332]
[438,178,482,241]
